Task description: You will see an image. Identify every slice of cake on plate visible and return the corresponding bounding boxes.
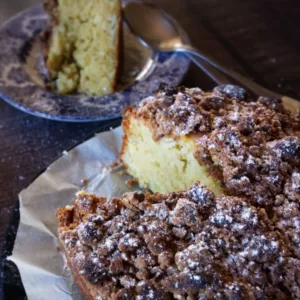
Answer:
[57,185,299,299]
[44,0,121,95]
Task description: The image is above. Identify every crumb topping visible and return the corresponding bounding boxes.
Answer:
[57,185,300,299]
[131,84,300,260]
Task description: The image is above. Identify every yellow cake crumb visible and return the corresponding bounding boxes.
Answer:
[56,63,79,93]
[45,0,121,96]
[121,115,224,195]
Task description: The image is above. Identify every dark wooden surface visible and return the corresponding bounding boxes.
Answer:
[1,0,300,295]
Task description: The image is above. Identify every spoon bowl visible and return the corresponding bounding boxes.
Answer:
[123,3,182,51]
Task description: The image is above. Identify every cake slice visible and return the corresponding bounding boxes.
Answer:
[57,185,299,299]
[44,0,121,95]
[120,84,300,205]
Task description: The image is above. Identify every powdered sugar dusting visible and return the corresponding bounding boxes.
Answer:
[57,182,300,299]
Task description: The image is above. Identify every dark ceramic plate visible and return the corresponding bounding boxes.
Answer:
[0,4,190,122]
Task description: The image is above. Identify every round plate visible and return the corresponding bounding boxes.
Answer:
[0,5,190,122]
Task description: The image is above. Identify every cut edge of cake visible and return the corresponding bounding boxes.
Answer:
[44,0,122,96]
[120,106,225,195]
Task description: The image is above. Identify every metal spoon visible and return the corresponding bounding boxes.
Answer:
[123,2,299,113]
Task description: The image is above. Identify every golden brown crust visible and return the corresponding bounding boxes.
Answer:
[119,106,135,167]
[119,106,151,190]
[112,0,122,92]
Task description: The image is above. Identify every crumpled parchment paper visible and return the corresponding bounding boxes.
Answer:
[8,127,137,300]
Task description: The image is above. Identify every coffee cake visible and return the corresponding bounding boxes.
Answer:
[120,83,299,202]
[57,185,300,299]
[120,84,300,263]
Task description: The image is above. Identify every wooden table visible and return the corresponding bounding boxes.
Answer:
[1,0,300,298]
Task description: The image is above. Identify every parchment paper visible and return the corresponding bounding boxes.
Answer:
[8,127,137,300]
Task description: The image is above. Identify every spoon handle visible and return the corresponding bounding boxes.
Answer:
[176,44,300,113]
[186,54,231,85]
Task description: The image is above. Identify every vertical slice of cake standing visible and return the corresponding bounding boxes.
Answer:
[44,0,121,95]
